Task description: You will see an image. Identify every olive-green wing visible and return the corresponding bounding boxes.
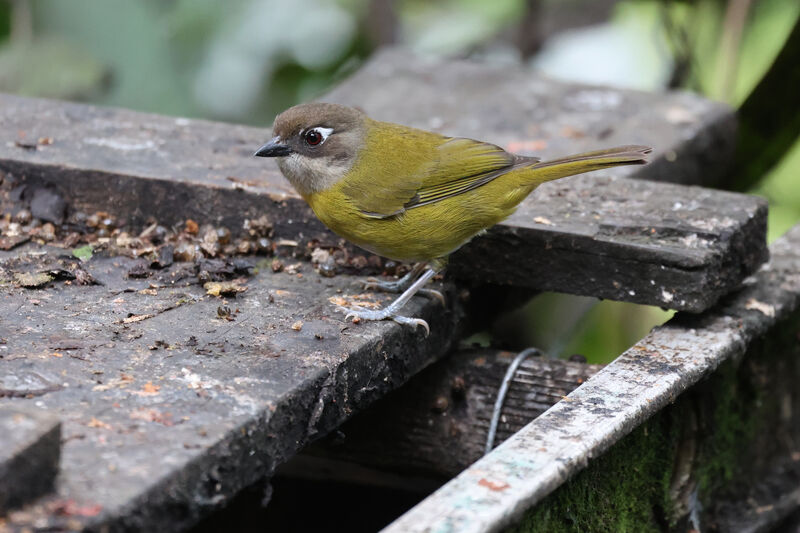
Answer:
[405,138,533,210]
[344,136,532,219]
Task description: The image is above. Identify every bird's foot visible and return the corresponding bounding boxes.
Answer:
[336,305,429,335]
[339,267,438,335]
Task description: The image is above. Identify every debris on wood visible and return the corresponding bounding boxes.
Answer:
[14,272,53,288]
[0,234,30,250]
[216,306,235,321]
[204,280,247,297]
[328,294,382,309]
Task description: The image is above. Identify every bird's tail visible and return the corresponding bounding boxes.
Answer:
[523,145,652,185]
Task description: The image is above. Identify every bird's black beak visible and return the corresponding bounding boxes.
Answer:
[254,137,293,157]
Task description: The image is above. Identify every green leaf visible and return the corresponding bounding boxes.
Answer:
[72,245,94,261]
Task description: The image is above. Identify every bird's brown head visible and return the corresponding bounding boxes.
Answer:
[255,103,367,197]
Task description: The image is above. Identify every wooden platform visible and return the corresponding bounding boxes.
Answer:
[0,50,770,531]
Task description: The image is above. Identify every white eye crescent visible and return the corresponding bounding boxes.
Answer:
[315,127,333,140]
[303,127,334,146]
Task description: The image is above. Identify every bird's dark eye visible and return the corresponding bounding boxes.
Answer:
[304,129,323,146]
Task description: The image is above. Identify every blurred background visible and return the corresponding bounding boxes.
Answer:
[1,0,797,364]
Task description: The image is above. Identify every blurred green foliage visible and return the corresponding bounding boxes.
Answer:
[480,293,673,363]
[1,0,796,364]
[0,0,374,120]
[653,0,799,106]
[757,137,800,242]
[0,38,109,99]
[0,4,8,38]
[401,0,524,54]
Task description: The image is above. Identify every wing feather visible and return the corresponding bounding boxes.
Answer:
[342,133,531,218]
[407,138,536,209]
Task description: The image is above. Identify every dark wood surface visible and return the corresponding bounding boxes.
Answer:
[0,244,463,531]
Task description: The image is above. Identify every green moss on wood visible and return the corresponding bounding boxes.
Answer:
[509,410,682,533]
[508,313,800,533]
[693,360,759,499]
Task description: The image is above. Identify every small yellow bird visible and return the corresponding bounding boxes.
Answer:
[256,103,651,332]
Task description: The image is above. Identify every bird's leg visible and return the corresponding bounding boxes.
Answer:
[363,262,445,305]
[363,262,426,292]
[337,268,438,334]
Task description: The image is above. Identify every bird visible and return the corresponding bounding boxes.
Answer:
[256,102,651,333]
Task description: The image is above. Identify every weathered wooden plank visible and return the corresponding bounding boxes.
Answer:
[384,222,800,533]
[449,176,767,311]
[0,407,61,514]
[304,350,600,478]
[0,50,766,312]
[0,243,462,531]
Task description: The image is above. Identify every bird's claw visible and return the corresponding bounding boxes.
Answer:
[419,288,445,306]
[335,305,429,336]
[390,315,430,335]
[335,305,366,322]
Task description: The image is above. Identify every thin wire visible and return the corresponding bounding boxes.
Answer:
[485,347,543,455]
